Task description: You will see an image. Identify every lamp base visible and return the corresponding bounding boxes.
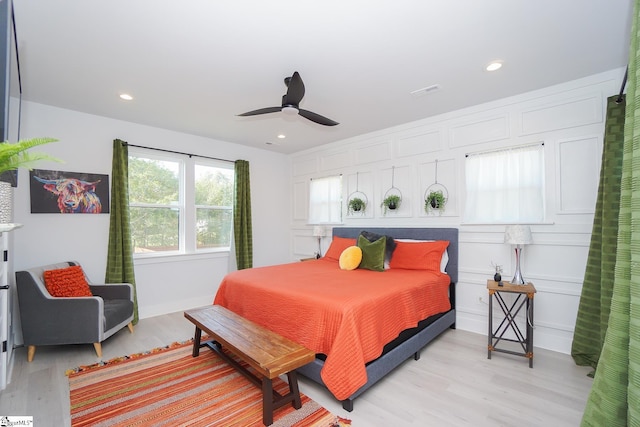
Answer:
[511,246,526,285]
[316,236,322,258]
[511,271,525,285]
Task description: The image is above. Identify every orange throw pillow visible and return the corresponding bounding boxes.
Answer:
[44,265,93,297]
[323,236,357,261]
[389,240,449,271]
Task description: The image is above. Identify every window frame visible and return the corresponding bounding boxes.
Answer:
[128,147,234,259]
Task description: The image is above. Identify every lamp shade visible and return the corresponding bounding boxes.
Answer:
[504,225,532,245]
[312,225,326,237]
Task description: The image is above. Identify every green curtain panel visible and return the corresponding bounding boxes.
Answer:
[581,1,640,424]
[234,160,253,270]
[571,95,625,371]
[105,139,139,324]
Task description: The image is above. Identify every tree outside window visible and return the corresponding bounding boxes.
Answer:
[128,150,233,256]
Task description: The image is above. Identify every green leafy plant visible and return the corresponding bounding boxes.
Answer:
[348,197,366,214]
[0,137,61,175]
[381,194,401,215]
[425,190,446,213]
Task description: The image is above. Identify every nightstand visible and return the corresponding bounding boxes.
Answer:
[487,280,536,368]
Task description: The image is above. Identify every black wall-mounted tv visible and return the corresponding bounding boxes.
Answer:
[0,0,22,186]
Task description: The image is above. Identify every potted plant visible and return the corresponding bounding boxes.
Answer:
[381,194,401,215]
[424,190,446,213]
[0,137,60,174]
[348,197,366,214]
[0,137,60,223]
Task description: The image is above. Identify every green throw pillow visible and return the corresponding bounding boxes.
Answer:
[357,234,386,272]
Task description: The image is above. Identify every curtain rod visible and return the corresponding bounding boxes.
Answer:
[121,142,235,164]
[465,142,544,158]
[616,66,628,104]
[310,174,343,181]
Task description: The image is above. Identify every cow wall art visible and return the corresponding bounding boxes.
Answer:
[29,169,110,214]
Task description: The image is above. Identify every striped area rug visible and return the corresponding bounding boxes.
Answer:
[67,339,351,427]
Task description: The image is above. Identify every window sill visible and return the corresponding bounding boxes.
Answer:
[134,250,230,266]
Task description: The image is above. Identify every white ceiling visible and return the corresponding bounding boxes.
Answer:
[12,0,633,154]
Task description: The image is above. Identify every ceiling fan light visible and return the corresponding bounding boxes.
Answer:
[282,106,299,115]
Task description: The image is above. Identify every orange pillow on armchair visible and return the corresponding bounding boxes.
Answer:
[43,265,93,297]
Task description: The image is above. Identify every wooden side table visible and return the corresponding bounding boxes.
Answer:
[487,280,536,368]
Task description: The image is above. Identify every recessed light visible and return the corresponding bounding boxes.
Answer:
[277,134,286,139]
[119,93,133,101]
[486,61,503,72]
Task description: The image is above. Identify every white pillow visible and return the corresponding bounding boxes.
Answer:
[393,239,449,273]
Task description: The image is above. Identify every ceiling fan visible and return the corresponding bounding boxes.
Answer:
[238,71,339,126]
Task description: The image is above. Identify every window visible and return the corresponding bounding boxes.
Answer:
[128,149,234,256]
[308,175,342,224]
[464,143,545,223]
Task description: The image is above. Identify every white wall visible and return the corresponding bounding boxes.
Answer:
[11,101,291,330]
[289,68,625,354]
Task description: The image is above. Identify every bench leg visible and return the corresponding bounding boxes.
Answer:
[287,371,302,409]
[192,327,202,357]
[262,377,274,426]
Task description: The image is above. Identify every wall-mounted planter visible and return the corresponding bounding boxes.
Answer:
[381,192,402,215]
[348,194,368,215]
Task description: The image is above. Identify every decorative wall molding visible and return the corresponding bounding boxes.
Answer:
[354,140,392,165]
[556,135,601,214]
[520,95,602,135]
[292,157,317,177]
[292,181,308,221]
[395,129,442,157]
[449,114,509,148]
[320,149,351,171]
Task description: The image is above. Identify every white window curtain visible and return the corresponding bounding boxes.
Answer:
[308,175,342,224]
[464,143,545,223]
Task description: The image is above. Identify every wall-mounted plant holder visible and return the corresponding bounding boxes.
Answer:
[424,159,448,214]
[347,172,369,215]
[424,184,448,214]
[381,166,402,215]
[348,192,368,215]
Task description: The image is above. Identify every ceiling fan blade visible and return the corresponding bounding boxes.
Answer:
[283,71,305,106]
[237,106,282,117]
[298,109,339,126]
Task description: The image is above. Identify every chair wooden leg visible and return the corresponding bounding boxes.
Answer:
[127,322,134,333]
[27,345,36,362]
[93,343,102,358]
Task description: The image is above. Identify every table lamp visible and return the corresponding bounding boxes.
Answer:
[504,225,533,284]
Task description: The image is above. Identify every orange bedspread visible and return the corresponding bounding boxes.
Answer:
[213,258,451,400]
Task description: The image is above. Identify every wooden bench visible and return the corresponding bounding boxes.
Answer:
[184,305,315,426]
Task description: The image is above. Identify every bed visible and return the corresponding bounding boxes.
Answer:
[213,227,458,411]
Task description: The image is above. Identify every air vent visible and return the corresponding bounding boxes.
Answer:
[410,84,441,98]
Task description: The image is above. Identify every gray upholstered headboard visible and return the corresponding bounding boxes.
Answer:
[332,227,459,284]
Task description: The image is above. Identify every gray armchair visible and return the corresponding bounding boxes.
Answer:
[15,261,134,361]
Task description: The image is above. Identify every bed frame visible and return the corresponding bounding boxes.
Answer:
[296,227,458,411]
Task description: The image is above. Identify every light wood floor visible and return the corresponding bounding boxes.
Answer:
[0,311,594,426]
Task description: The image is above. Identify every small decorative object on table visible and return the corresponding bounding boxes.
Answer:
[492,261,502,283]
